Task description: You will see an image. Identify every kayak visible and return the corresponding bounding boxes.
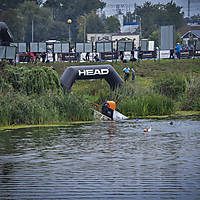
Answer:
[93,109,128,121]
[113,110,128,120]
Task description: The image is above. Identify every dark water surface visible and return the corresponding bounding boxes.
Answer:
[0,118,200,199]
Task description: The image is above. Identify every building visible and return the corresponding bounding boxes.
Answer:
[117,14,139,33]
[181,30,200,49]
[87,32,140,49]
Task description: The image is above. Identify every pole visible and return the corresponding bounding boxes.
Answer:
[84,15,86,43]
[136,15,142,45]
[188,0,190,17]
[139,16,142,39]
[32,19,34,42]
[67,19,72,43]
[69,24,71,42]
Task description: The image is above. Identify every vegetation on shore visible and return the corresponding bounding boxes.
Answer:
[0,59,200,126]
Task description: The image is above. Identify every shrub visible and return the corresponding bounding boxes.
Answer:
[0,65,62,95]
[0,93,93,126]
[153,73,186,99]
[180,76,200,110]
[119,93,175,117]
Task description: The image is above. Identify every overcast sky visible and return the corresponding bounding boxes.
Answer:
[101,0,200,17]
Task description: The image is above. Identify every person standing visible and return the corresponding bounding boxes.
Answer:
[169,49,174,59]
[41,52,46,63]
[123,66,130,81]
[85,52,90,61]
[176,43,181,59]
[131,68,135,81]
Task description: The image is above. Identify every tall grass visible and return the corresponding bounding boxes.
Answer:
[153,73,186,100]
[1,60,199,125]
[119,93,175,117]
[180,76,200,111]
[0,93,93,126]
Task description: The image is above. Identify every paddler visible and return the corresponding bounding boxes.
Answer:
[102,99,116,120]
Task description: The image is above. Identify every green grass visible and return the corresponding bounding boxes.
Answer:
[0,59,200,126]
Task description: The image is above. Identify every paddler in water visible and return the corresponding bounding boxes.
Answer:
[102,99,116,120]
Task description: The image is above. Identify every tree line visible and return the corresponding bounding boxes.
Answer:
[0,0,191,44]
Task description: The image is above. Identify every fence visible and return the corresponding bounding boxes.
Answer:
[0,41,199,62]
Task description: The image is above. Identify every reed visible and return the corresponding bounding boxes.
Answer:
[153,73,186,100]
[180,76,200,111]
[0,93,93,126]
[119,93,175,117]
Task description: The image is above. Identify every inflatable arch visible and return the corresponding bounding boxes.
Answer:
[0,22,13,46]
[60,65,124,91]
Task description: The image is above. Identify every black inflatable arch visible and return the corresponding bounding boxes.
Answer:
[60,65,124,91]
[0,22,13,45]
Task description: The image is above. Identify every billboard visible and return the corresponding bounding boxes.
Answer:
[160,25,174,50]
[39,43,46,52]
[54,43,62,53]
[30,43,38,52]
[0,46,16,59]
[18,43,26,53]
[117,42,133,52]
[62,43,70,53]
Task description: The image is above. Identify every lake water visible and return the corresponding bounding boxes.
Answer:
[0,117,200,199]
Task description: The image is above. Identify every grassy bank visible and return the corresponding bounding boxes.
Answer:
[0,59,200,126]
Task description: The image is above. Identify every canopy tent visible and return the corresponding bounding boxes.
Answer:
[60,65,124,91]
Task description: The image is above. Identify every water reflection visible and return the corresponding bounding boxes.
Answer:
[0,118,200,199]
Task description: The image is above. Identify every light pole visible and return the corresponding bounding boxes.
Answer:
[67,18,72,42]
[83,15,86,43]
[135,15,142,47]
[32,19,34,42]
[136,15,142,39]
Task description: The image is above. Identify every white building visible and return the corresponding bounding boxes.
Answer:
[117,14,139,33]
[181,30,200,49]
[87,32,140,48]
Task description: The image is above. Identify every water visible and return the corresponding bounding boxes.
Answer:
[0,117,200,199]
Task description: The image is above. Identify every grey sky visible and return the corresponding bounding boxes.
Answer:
[101,0,200,17]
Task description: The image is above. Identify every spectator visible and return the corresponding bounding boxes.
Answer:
[131,68,135,81]
[119,51,124,62]
[176,43,181,59]
[41,52,46,63]
[94,54,101,62]
[169,49,174,59]
[123,66,130,81]
[85,52,90,61]
[130,51,137,62]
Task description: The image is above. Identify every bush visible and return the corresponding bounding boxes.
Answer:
[153,73,186,99]
[119,93,175,117]
[0,93,93,126]
[180,76,200,111]
[0,65,62,95]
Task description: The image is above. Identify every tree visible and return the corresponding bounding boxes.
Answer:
[164,1,184,29]
[148,30,159,47]
[43,0,105,22]
[0,0,42,12]
[17,1,52,42]
[135,1,184,38]
[0,8,23,41]
[77,12,105,42]
[47,21,68,41]
[44,0,106,41]
[135,2,157,38]
[123,12,135,24]
[0,0,25,11]
[105,16,120,33]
